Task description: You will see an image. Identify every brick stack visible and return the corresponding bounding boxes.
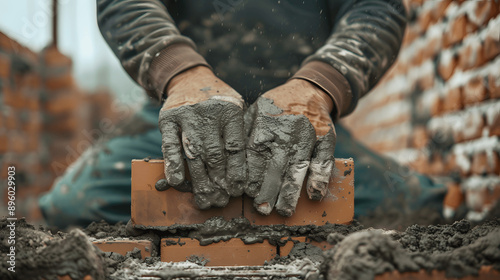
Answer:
[0,32,118,220]
[40,46,87,179]
[342,0,500,218]
[0,32,45,215]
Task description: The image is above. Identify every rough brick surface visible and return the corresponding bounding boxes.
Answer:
[131,159,243,228]
[160,238,276,266]
[92,239,153,259]
[243,158,354,226]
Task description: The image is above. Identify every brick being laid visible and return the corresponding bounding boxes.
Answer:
[132,158,354,229]
[131,159,243,229]
[243,158,354,226]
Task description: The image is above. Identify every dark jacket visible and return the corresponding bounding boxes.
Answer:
[97,0,406,119]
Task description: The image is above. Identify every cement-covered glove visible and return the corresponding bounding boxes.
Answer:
[245,79,336,216]
[159,66,247,209]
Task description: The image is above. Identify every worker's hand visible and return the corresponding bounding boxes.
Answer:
[159,66,247,209]
[245,79,336,216]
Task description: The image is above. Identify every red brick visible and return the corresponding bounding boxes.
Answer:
[443,15,467,47]
[7,131,27,154]
[44,73,77,91]
[160,238,276,266]
[43,92,80,114]
[443,182,464,210]
[438,52,457,81]
[489,74,500,99]
[432,0,452,21]
[278,237,333,257]
[431,96,444,116]
[457,112,484,142]
[471,152,489,175]
[42,46,72,68]
[131,159,243,228]
[0,53,10,78]
[442,87,463,113]
[483,35,500,61]
[469,0,499,28]
[44,114,80,133]
[411,126,428,149]
[93,239,153,259]
[418,9,433,31]
[0,132,6,153]
[418,70,435,91]
[463,77,488,105]
[3,87,26,109]
[490,111,500,137]
[457,42,485,70]
[428,153,446,176]
[465,186,500,213]
[243,158,354,226]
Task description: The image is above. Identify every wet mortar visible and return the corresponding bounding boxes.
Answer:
[1,204,499,279]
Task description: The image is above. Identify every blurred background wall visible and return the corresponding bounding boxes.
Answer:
[343,0,500,218]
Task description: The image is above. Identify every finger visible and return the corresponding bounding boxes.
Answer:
[203,123,228,191]
[159,119,184,186]
[253,148,289,215]
[222,107,246,196]
[307,129,336,200]
[275,161,310,217]
[186,157,229,209]
[275,120,315,216]
[246,127,272,197]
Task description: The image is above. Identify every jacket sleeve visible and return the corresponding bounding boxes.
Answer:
[97,0,210,100]
[291,0,407,120]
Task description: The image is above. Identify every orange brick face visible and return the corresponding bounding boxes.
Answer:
[160,238,276,266]
[131,158,354,228]
[243,158,354,226]
[131,159,243,228]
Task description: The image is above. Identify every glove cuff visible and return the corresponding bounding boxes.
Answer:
[148,44,211,101]
[291,61,352,120]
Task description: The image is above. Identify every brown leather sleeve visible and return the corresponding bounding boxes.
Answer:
[291,61,351,120]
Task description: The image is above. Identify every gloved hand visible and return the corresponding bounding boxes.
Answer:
[245,79,336,216]
[159,66,247,209]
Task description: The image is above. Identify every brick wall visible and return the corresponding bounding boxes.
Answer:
[0,32,118,220]
[342,0,500,215]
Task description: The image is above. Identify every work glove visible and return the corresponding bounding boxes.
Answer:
[245,79,336,217]
[159,66,247,209]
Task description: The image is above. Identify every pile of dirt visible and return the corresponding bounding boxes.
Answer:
[321,219,500,279]
[0,219,107,280]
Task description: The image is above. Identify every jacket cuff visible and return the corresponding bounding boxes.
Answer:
[148,44,210,100]
[290,61,352,120]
